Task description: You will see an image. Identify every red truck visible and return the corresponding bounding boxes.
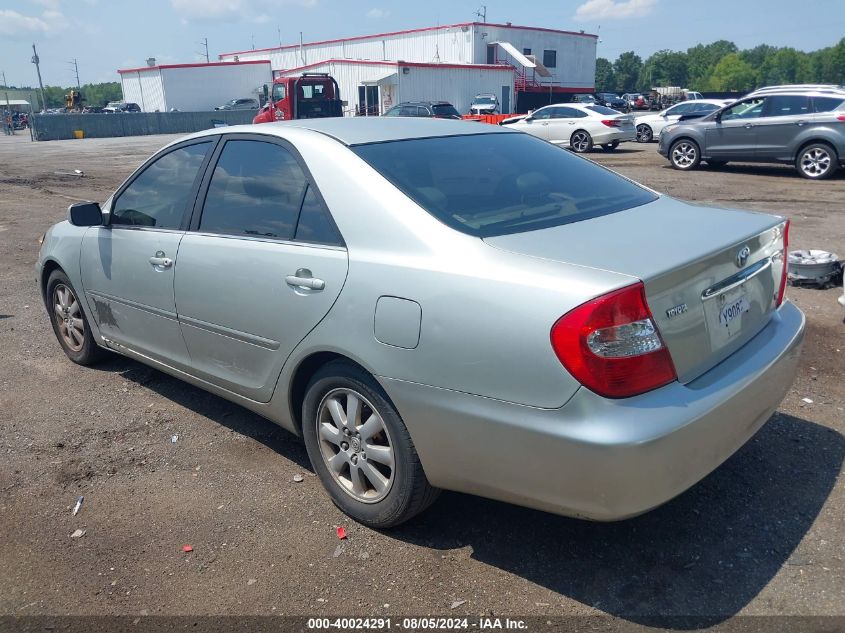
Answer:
[253,73,343,124]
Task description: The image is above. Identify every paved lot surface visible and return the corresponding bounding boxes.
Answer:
[0,131,843,625]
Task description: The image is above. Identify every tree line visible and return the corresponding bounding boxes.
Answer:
[0,82,123,109]
[596,38,845,94]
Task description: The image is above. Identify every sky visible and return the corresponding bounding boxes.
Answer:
[1,0,844,88]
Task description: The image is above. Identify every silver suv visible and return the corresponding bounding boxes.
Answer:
[659,88,845,179]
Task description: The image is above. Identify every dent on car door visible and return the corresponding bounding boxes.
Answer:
[704,97,765,158]
[80,139,215,366]
[174,136,349,402]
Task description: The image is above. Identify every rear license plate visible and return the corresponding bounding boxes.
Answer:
[717,292,749,336]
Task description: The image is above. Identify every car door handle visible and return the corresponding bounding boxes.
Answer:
[149,256,173,269]
[796,120,807,126]
[744,123,754,129]
[286,269,325,291]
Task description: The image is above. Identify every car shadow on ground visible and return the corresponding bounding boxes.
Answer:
[388,412,844,628]
[105,357,843,628]
[96,356,313,470]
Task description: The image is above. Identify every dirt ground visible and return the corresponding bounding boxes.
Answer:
[0,131,843,627]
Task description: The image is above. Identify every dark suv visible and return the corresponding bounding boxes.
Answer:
[382,101,461,119]
[595,93,629,112]
[659,88,845,179]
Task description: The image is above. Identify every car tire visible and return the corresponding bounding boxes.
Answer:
[46,270,106,366]
[302,360,440,528]
[570,130,593,153]
[795,142,839,180]
[636,124,653,143]
[669,139,701,171]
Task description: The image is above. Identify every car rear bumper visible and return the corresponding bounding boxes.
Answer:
[593,128,636,144]
[383,301,804,520]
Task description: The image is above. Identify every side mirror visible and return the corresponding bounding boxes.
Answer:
[68,201,103,227]
[524,115,534,123]
[714,112,723,123]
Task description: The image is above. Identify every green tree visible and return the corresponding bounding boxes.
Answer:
[612,51,642,93]
[638,50,688,91]
[594,58,616,92]
[704,53,757,91]
[686,40,738,88]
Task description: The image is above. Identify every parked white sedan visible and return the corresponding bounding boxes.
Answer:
[634,99,726,143]
[506,103,636,152]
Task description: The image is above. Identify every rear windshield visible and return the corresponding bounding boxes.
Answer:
[432,104,460,117]
[351,133,657,237]
[587,105,621,115]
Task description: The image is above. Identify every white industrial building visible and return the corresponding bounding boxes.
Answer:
[118,61,272,112]
[218,22,597,115]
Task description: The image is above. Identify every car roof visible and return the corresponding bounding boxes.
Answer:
[189,117,514,146]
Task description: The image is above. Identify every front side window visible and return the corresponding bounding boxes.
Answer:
[272,84,286,102]
[112,142,212,229]
[199,140,308,240]
[351,133,658,238]
[432,104,460,118]
[692,103,719,113]
[543,50,557,68]
[721,98,765,120]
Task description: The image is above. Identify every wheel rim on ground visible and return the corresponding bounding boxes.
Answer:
[571,132,590,152]
[316,388,395,503]
[800,147,831,178]
[636,125,651,142]
[53,283,84,352]
[672,142,697,168]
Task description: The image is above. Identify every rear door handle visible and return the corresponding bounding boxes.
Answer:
[744,123,754,129]
[796,120,807,126]
[286,268,325,290]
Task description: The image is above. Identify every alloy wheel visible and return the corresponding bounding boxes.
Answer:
[571,132,591,152]
[800,147,832,178]
[316,388,395,503]
[636,124,652,143]
[672,142,697,168]
[53,283,84,352]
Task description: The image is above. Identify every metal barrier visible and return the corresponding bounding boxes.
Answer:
[30,110,258,141]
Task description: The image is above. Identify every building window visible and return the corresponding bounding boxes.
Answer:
[487,45,496,65]
[523,48,532,56]
[543,49,557,68]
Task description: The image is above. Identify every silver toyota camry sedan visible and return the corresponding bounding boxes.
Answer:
[36,118,804,528]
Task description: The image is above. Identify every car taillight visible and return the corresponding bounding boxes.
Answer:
[550,283,677,399]
[837,114,845,121]
[775,219,790,307]
[601,119,621,127]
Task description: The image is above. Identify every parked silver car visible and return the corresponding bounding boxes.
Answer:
[37,119,803,527]
[659,89,845,179]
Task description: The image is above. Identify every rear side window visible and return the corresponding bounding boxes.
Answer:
[813,96,845,112]
[587,105,619,116]
[432,104,460,118]
[764,95,811,117]
[112,142,212,229]
[295,186,343,245]
[199,140,307,240]
[351,133,657,238]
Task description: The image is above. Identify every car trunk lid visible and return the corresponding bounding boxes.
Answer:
[484,196,787,383]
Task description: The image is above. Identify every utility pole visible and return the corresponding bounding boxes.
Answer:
[2,71,12,136]
[68,58,80,88]
[198,37,209,63]
[31,43,46,112]
[277,26,282,49]
[251,34,256,50]
[474,5,487,23]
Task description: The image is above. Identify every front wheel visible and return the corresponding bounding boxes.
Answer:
[602,141,620,151]
[796,143,838,180]
[302,361,440,528]
[46,270,106,365]
[570,130,593,153]
[669,139,701,171]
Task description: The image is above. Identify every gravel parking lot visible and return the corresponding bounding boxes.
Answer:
[0,132,843,627]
